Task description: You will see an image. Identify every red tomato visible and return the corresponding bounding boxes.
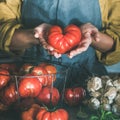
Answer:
[37,86,60,106]
[0,68,10,89]
[18,75,42,98]
[31,66,48,86]
[48,24,82,54]
[39,63,57,86]
[0,63,18,73]
[36,107,69,120]
[21,104,41,120]
[0,83,19,106]
[64,87,85,106]
[39,63,57,74]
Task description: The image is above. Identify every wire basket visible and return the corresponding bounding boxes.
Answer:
[0,61,69,111]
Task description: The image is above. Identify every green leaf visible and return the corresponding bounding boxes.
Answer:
[90,116,99,120]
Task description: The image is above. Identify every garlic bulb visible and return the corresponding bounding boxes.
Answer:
[105,79,113,87]
[113,79,120,92]
[87,77,102,92]
[101,75,112,86]
[115,94,120,105]
[90,91,101,98]
[88,98,100,110]
[104,87,117,100]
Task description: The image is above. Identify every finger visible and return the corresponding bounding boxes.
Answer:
[34,32,39,38]
[47,45,54,51]
[67,48,82,58]
[54,52,62,58]
[48,50,61,58]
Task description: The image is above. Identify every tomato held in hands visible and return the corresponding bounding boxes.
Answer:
[64,87,86,106]
[37,86,60,106]
[0,68,10,89]
[36,107,69,120]
[18,74,42,98]
[48,24,82,54]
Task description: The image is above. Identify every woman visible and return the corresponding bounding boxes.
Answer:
[0,0,120,85]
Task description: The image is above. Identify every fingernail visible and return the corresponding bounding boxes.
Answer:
[34,33,39,38]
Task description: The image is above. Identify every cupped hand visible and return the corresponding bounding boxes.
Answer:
[67,23,100,58]
[34,23,62,58]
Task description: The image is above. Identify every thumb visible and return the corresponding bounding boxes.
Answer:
[34,32,39,38]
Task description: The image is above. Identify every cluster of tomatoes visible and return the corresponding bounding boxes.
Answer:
[0,63,58,106]
[0,62,85,120]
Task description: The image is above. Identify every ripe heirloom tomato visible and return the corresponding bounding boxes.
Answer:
[0,83,19,106]
[48,24,82,54]
[64,87,86,106]
[21,104,41,120]
[39,63,57,86]
[0,68,10,89]
[31,66,48,86]
[18,74,42,98]
[37,86,60,106]
[0,63,18,73]
[36,107,69,120]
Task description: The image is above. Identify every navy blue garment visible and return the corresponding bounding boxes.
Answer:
[21,0,107,87]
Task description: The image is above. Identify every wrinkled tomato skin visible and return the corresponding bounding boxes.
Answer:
[36,107,69,120]
[31,66,48,86]
[48,24,82,54]
[0,83,19,106]
[39,63,57,74]
[37,87,60,106]
[64,87,85,106]
[21,104,41,120]
[18,75,42,98]
[0,69,10,89]
[39,63,57,86]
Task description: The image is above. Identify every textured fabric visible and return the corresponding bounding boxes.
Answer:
[0,0,22,55]
[98,0,120,65]
[21,0,102,28]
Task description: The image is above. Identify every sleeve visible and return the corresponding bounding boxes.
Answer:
[97,0,120,65]
[0,0,23,55]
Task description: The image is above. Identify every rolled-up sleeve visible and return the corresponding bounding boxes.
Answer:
[97,0,120,65]
[0,0,22,55]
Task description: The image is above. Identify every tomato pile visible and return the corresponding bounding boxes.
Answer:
[0,62,86,120]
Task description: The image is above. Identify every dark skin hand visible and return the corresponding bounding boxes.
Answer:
[10,29,39,52]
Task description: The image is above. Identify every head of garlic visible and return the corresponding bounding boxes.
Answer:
[87,77,102,92]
